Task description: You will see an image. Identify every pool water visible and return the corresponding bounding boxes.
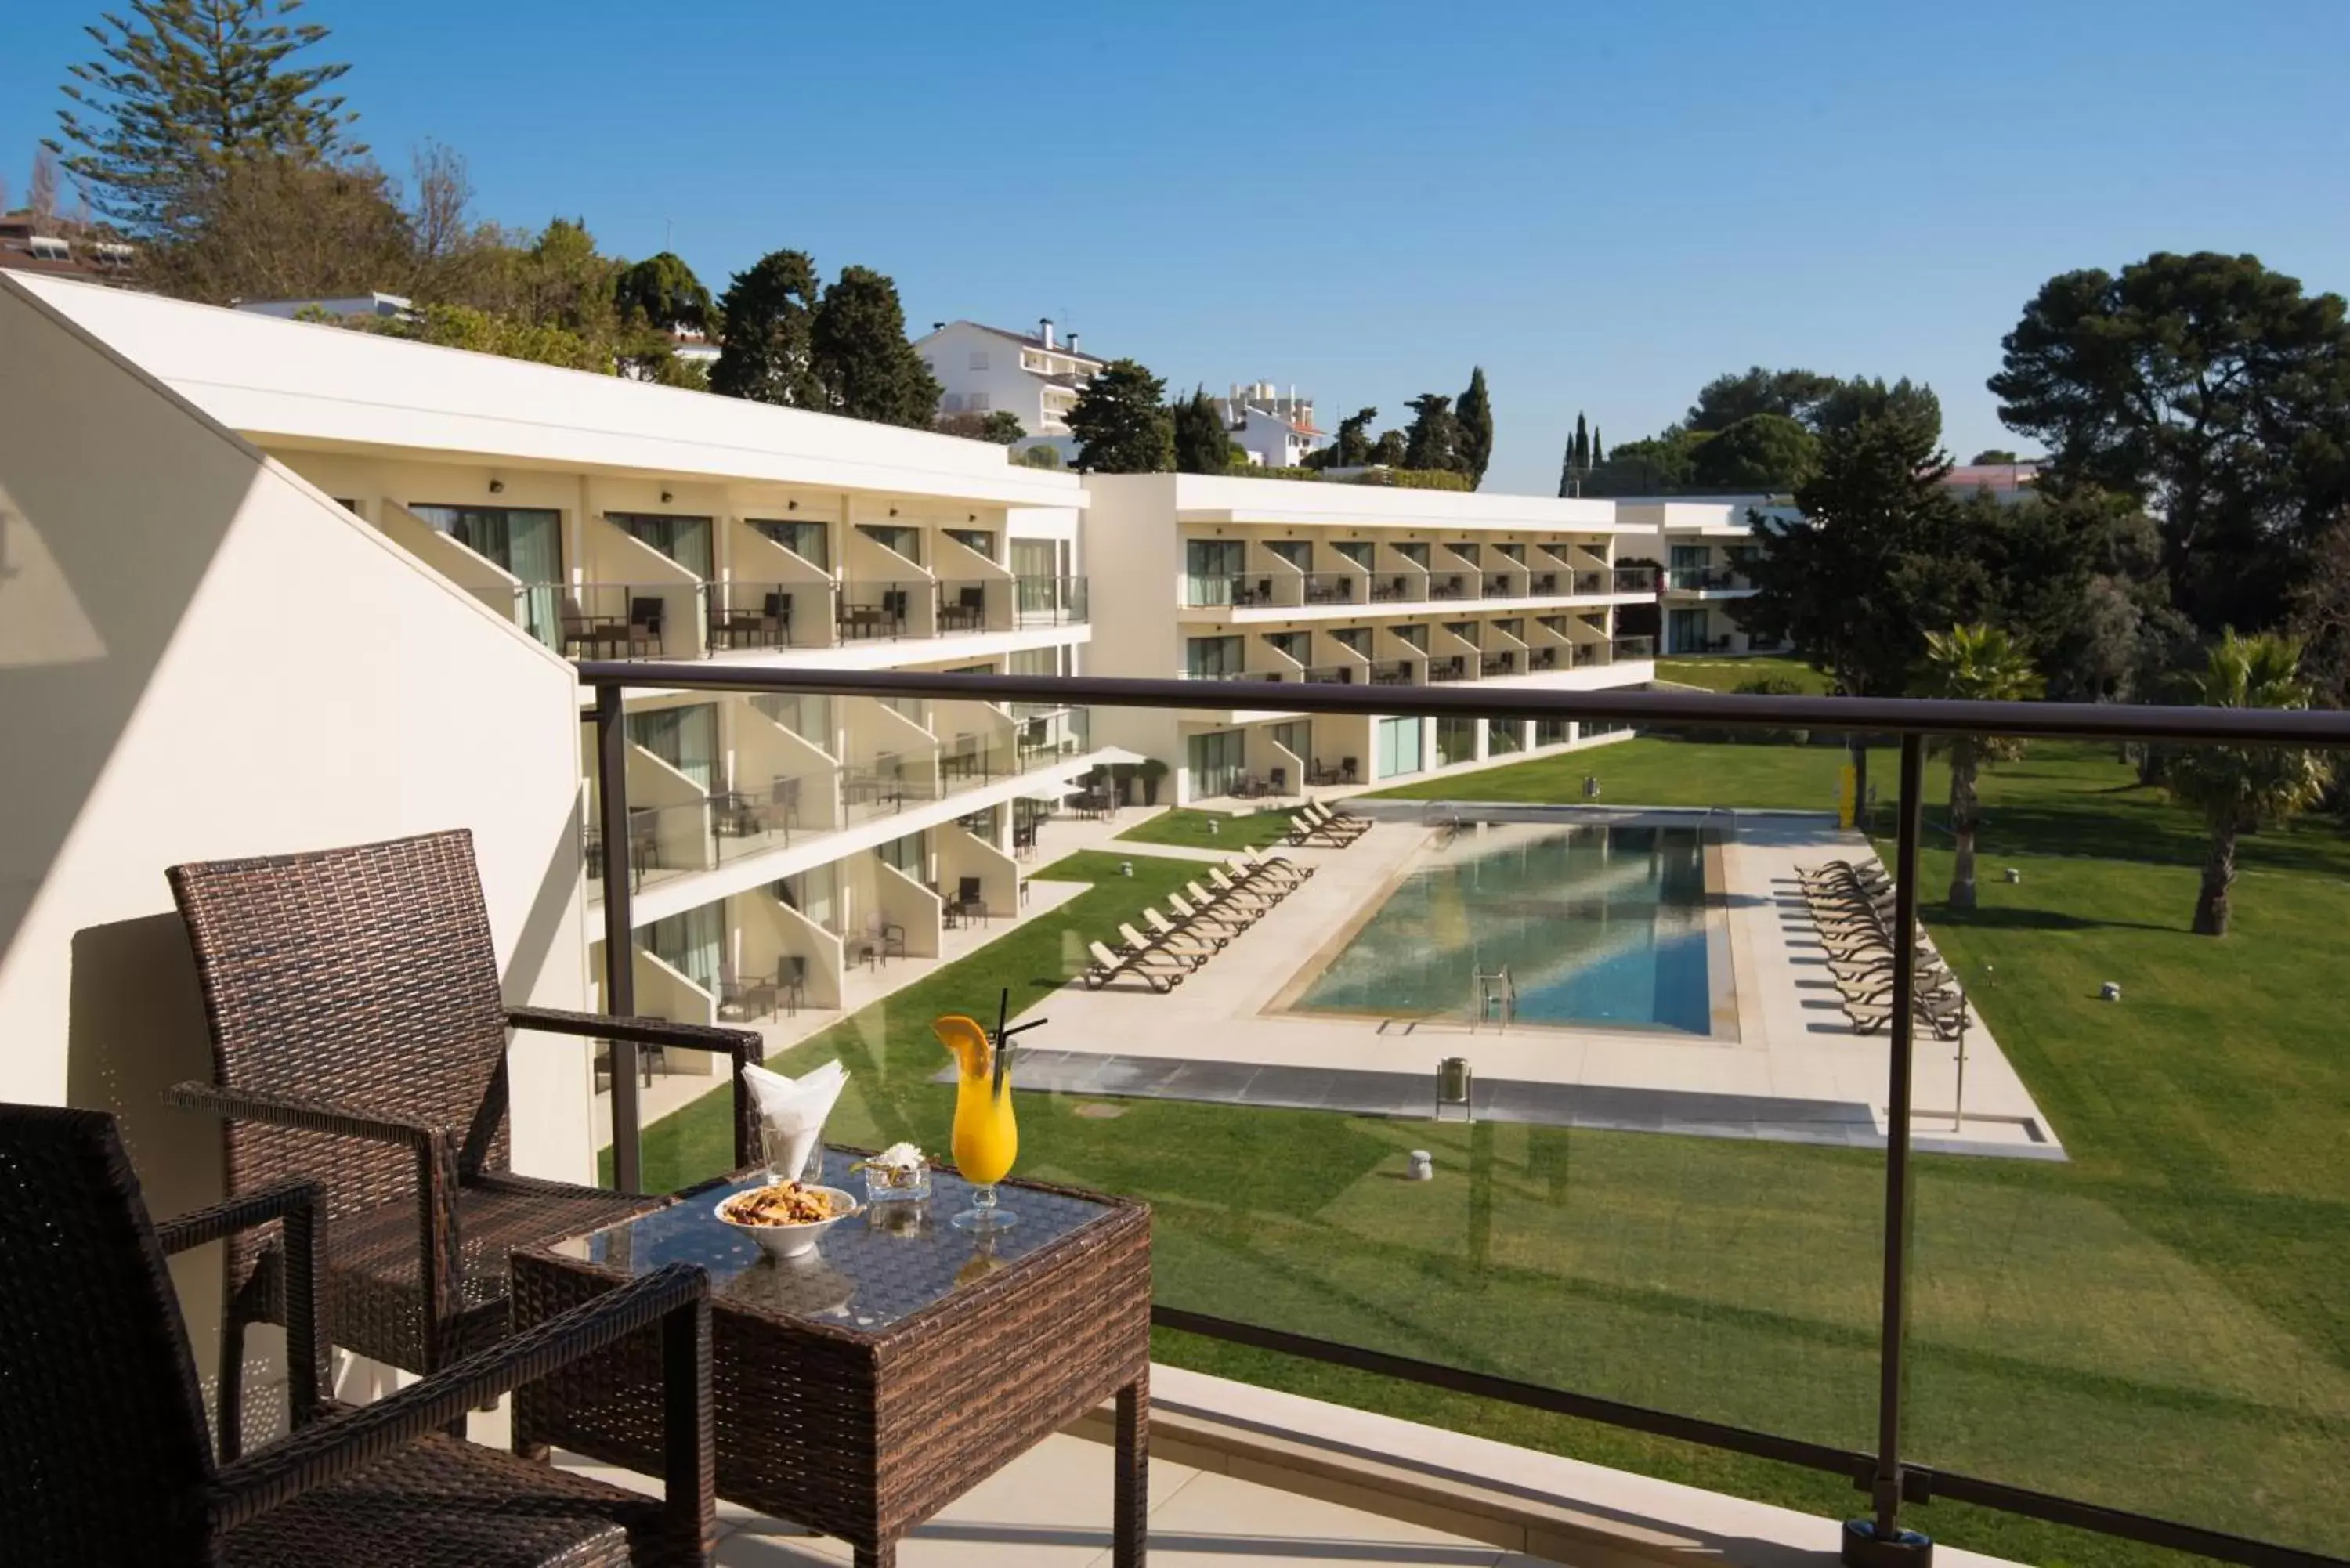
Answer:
[1293,823,1716,1034]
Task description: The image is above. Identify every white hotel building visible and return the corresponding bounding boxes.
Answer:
[0,270,1658,1200]
[1,275,1113,1120]
[1087,474,1657,802]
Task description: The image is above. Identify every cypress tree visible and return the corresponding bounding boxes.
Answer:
[1572,412,1589,474]
[1455,366,1495,488]
[810,263,942,427]
[1593,425,1604,464]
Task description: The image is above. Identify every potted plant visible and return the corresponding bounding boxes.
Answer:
[1137,757,1170,806]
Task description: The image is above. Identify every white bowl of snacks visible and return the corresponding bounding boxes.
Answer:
[716,1180,860,1259]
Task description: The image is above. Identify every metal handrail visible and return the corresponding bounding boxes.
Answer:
[580,661,2350,1568]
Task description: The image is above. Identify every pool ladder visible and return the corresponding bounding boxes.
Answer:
[1472,965,1517,1030]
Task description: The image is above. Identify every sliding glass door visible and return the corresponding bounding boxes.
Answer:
[410,504,562,649]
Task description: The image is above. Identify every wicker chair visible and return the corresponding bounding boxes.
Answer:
[0,1103,714,1566]
[166,829,760,1459]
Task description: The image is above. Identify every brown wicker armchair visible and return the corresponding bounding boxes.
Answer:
[165,829,760,1459]
[0,1103,714,1566]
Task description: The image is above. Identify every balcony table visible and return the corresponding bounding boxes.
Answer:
[937,602,986,634]
[514,1152,1151,1568]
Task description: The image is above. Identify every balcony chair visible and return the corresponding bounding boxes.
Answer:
[951,583,988,630]
[953,875,987,927]
[1268,765,1288,797]
[164,829,759,1460]
[762,589,793,644]
[880,587,910,634]
[624,596,664,656]
[0,1103,714,1566]
[861,912,908,966]
[776,954,808,1017]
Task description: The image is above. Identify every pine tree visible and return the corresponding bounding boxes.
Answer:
[1068,358,1174,472]
[810,264,941,427]
[710,249,825,407]
[613,251,714,336]
[1455,367,1495,488]
[1402,393,1460,472]
[50,0,361,238]
[1172,386,1235,472]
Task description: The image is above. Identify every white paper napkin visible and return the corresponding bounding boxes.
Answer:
[741,1059,848,1181]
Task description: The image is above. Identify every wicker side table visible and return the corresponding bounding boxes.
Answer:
[513,1152,1152,1567]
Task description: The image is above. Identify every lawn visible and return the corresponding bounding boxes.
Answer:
[1655,654,1831,694]
[627,748,2350,1566]
[1115,806,1302,852]
[1368,733,1864,811]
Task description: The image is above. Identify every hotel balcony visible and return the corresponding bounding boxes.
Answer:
[1663,565,1754,595]
[1184,562,1647,623]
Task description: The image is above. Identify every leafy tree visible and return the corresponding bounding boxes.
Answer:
[51,0,361,238]
[1585,431,1697,495]
[512,218,620,341]
[935,410,1021,441]
[1172,385,1235,472]
[614,251,714,336]
[1067,357,1173,472]
[710,248,824,407]
[1971,448,2021,465]
[1737,409,1985,807]
[2166,631,2334,935]
[1689,411,1817,492]
[138,151,407,303]
[1687,367,1840,431]
[1309,406,1378,470]
[1402,392,1460,472]
[395,302,606,371]
[809,264,939,427]
[1912,624,2043,907]
[1455,366,1495,488]
[2287,508,2350,711]
[1368,428,1408,467]
[27,146,60,223]
[1815,376,1942,443]
[1990,251,2350,631]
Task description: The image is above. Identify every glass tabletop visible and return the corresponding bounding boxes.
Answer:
[546,1150,1116,1334]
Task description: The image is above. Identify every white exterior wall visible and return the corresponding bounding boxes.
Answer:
[0,274,593,1374]
[1083,473,1653,802]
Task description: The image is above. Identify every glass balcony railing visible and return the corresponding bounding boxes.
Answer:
[1367,659,1419,686]
[575,662,2350,1568]
[1014,575,1089,626]
[932,579,998,634]
[540,581,700,659]
[835,580,935,640]
[1424,573,1478,602]
[704,580,808,652]
[1426,656,1472,682]
[1614,634,1654,659]
[1479,651,1519,677]
[1614,565,1658,592]
[1482,575,1523,598]
[1299,573,1363,605]
[1302,664,1358,685]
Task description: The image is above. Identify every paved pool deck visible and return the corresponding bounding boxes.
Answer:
[1004,805,2062,1158]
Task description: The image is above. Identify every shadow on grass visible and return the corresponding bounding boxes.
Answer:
[1928,904,2180,936]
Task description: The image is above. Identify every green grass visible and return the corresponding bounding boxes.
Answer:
[1656,654,1831,694]
[628,749,2350,1566]
[1115,806,1302,851]
[1367,734,1860,810]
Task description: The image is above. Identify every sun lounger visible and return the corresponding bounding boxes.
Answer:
[1190,877,1274,919]
[1084,938,1180,992]
[1299,802,1368,840]
[1170,890,1253,934]
[1242,845,1313,882]
[1119,920,1209,971]
[1209,866,1284,905]
[1842,991,1969,1039]
[1147,905,1227,949]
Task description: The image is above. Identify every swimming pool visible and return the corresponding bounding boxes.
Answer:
[1289,822,1722,1034]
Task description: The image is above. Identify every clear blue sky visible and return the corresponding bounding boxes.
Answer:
[6,0,2348,492]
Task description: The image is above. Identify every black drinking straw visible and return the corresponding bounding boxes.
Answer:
[990,987,1047,1099]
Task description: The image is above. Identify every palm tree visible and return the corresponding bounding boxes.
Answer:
[2167,631,2334,936]
[1913,624,2043,908]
